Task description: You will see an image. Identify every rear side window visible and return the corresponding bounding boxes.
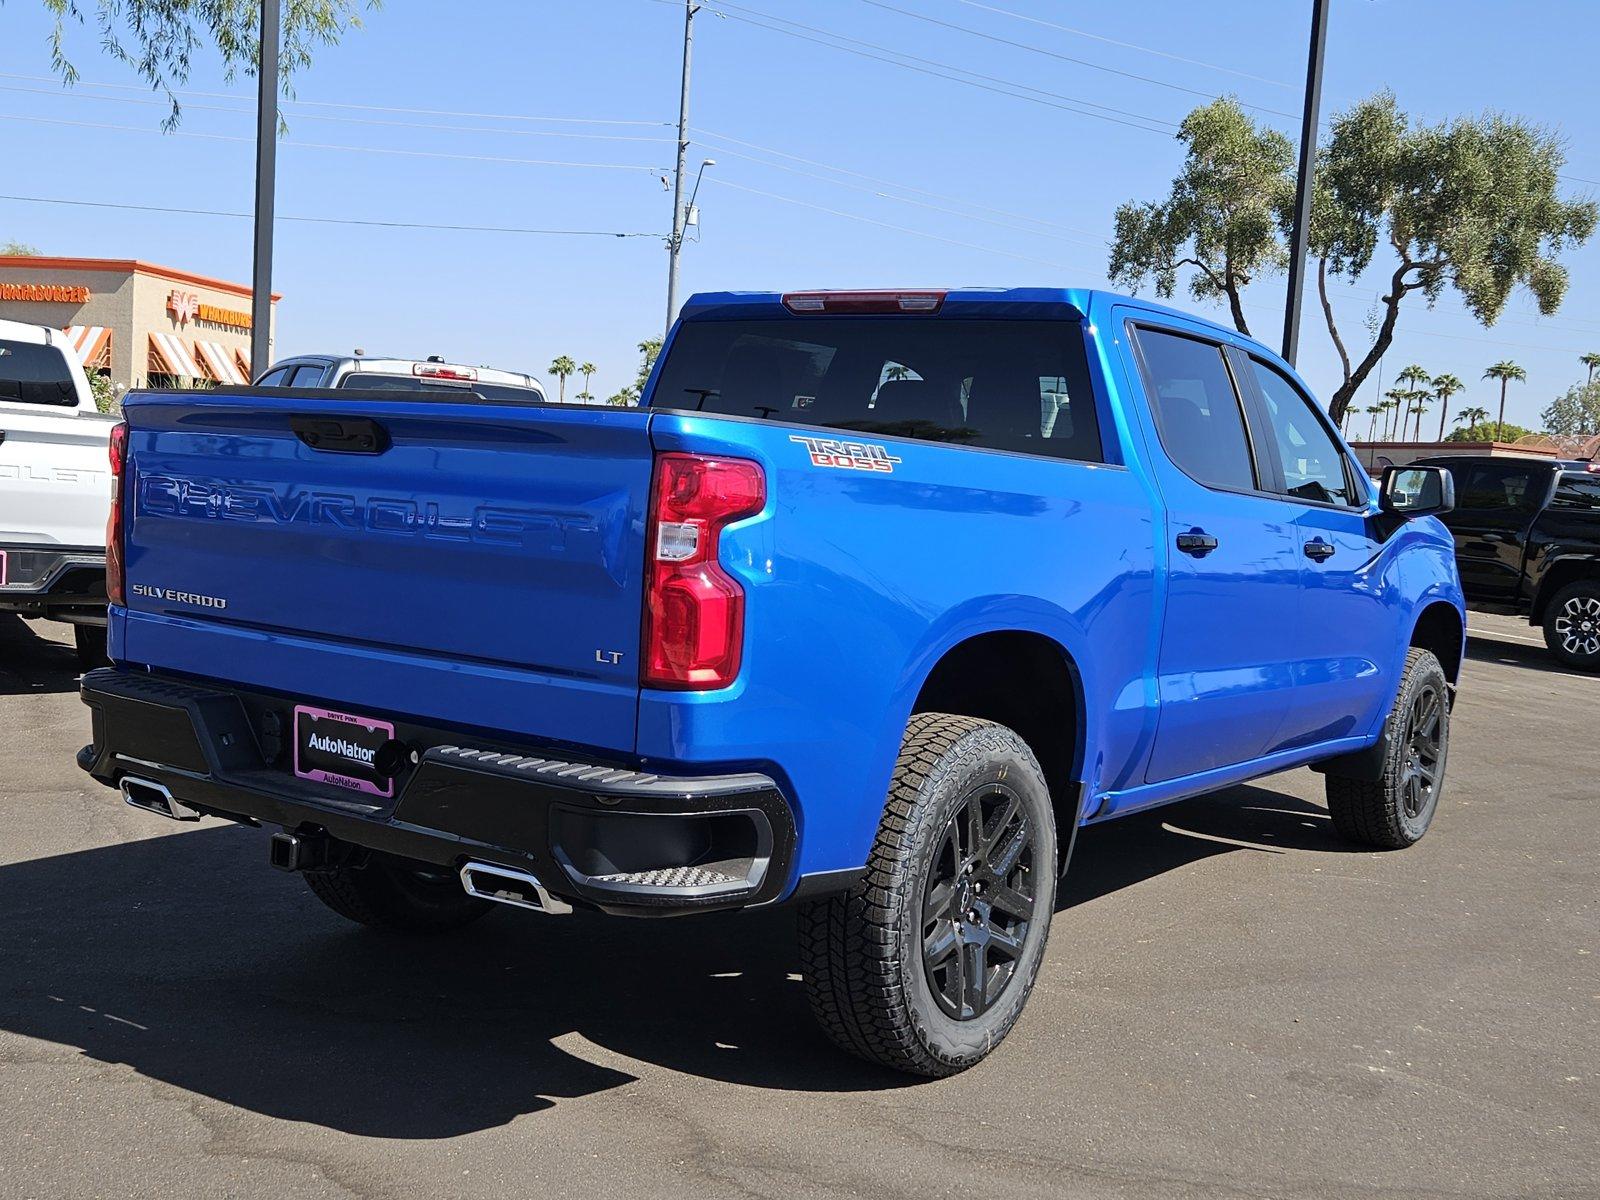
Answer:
[0,338,77,406]
[286,364,328,387]
[1552,473,1600,509]
[255,366,292,387]
[1454,463,1544,513]
[650,318,1102,463]
[1134,328,1256,492]
[1248,358,1357,506]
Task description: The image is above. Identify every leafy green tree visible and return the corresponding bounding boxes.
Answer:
[1108,97,1294,337]
[1312,92,1595,424]
[1542,382,1600,438]
[1447,420,1529,444]
[548,355,576,403]
[1429,374,1463,442]
[603,338,664,407]
[1483,360,1527,440]
[85,369,117,413]
[1,240,39,255]
[1581,352,1600,388]
[35,0,375,128]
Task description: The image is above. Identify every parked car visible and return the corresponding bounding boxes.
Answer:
[0,318,116,666]
[1413,454,1600,669]
[255,353,548,403]
[78,288,1465,1076]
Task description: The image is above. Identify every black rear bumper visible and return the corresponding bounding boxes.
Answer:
[0,544,106,623]
[77,668,799,916]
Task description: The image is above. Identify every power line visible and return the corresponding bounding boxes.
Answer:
[854,0,1299,121]
[953,0,1294,89]
[705,176,1077,270]
[0,113,668,171]
[0,81,675,143]
[650,0,1177,135]
[693,127,1106,238]
[0,71,670,127]
[0,192,661,238]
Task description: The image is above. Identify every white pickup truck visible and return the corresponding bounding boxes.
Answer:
[0,318,115,665]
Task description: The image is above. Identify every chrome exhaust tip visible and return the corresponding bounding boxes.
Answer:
[120,775,201,822]
[459,861,572,915]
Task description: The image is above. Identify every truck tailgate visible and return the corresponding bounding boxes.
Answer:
[120,390,654,751]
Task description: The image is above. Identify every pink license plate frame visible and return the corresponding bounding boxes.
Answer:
[292,704,396,799]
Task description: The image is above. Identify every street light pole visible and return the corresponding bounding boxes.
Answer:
[250,0,280,379]
[1280,0,1330,368]
[665,0,697,341]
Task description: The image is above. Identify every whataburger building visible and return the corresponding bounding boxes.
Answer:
[0,255,278,391]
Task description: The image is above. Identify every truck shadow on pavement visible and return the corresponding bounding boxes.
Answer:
[0,779,1358,1137]
[0,615,82,697]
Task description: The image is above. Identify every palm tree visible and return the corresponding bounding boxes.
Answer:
[1581,352,1600,387]
[548,355,576,403]
[1430,373,1464,442]
[1456,406,1491,438]
[579,361,597,402]
[1393,365,1430,441]
[1483,360,1527,440]
[1382,389,1410,440]
[1407,395,1429,440]
[1364,404,1385,442]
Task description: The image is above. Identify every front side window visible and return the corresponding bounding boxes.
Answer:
[0,338,77,406]
[1249,358,1357,506]
[1134,327,1257,492]
[650,318,1103,463]
[1454,464,1543,513]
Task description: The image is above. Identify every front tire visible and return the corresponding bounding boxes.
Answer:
[1543,581,1600,671]
[799,713,1057,1077]
[1326,648,1450,849]
[303,852,492,934]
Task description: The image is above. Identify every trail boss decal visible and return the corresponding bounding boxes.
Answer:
[789,435,903,473]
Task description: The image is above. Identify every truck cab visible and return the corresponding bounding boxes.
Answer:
[254,353,548,404]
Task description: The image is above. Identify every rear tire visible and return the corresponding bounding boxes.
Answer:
[303,853,492,934]
[74,623,110,671]
[1542,580,1600,671]
[799,713,1057,1077]
[1325,648,1449,849]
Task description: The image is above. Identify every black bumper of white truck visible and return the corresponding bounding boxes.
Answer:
[0,545,107,623]
[76,668,814,917]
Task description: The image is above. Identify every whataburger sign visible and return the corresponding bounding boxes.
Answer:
[167,289,252,331]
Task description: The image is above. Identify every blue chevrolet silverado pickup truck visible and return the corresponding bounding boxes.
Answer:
[79,288,1465,1075]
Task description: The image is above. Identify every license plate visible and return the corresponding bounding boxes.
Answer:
[293,705,396,799]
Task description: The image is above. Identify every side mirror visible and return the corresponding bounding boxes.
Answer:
[1380,464,1455,517]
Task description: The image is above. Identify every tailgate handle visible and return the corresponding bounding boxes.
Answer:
[291,415,390,454]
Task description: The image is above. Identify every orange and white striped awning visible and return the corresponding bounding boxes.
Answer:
[149,331,202,379]
[195,339,248,385]
[61,326,111,369]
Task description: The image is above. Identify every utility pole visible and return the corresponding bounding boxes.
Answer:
[665,0,697,341]
[249,0,280,379]
[1280,0,1330,368]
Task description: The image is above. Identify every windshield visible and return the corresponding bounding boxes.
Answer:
[0,338,78,406]
[651,317,1101,463]
[341,373,546,404]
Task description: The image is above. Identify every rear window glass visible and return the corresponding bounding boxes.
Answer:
[1452,463,1544,513]
[0,338,77,406]
[341,374,545,404]
[1553,473,1600,509]
[650,318,1102,463]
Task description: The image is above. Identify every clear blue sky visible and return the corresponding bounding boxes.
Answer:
[3,0,1598,425]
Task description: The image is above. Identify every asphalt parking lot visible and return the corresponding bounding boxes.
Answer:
[1,613,1595,1200]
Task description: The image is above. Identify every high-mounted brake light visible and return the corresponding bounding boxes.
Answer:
[413,363,478,382]
[642,453,765,690]
[781,290,946,315]
[105,420,128,607]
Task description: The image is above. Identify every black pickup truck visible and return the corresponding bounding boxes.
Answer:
[1415,455,1600,669]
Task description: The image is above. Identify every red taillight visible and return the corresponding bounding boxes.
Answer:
[781,290,946,315]
[413,363,477,382]
[105,420,128,607]
[642,453,765,690]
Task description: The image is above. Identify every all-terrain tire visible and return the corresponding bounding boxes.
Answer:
[798,713,1057,1077]
[1326,648,1450,849]
[303,853,492,934]
[1542,580,1600,671]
